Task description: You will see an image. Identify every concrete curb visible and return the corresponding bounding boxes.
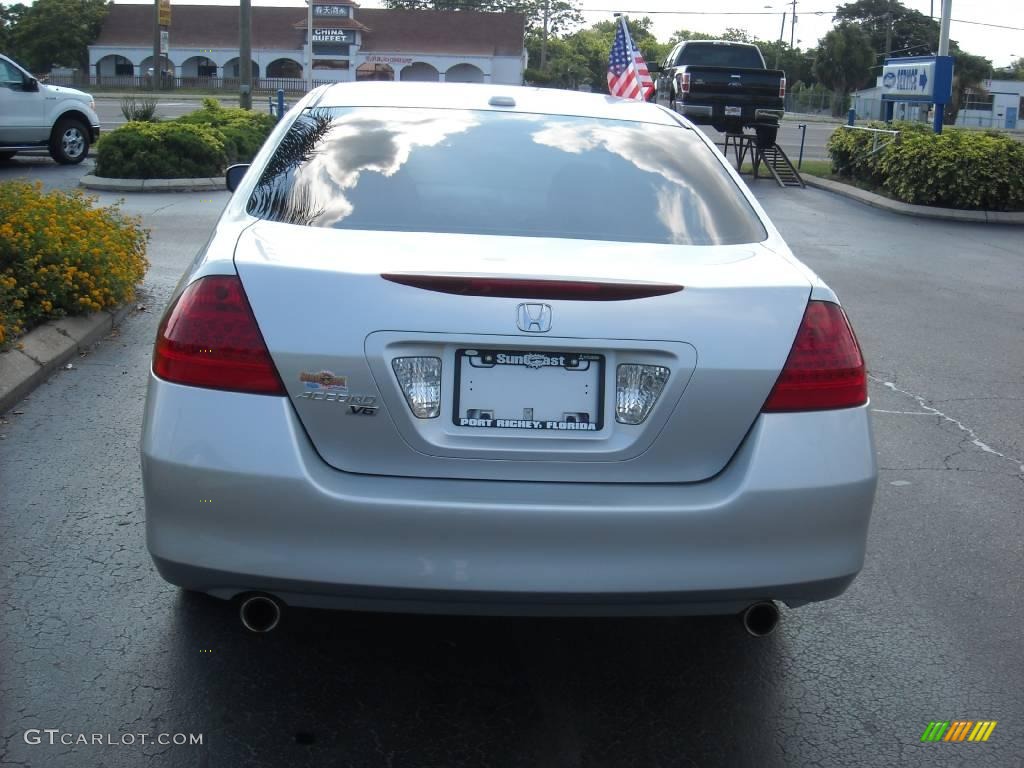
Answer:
[0,305,134,416]
[802,175,1024,224]
[81,175,225,192]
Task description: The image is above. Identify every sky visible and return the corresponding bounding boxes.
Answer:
[100,0,1024,68]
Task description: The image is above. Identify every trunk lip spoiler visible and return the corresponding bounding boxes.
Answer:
[380,274,684,301]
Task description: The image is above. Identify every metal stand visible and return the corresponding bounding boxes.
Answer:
[721,132,804,189]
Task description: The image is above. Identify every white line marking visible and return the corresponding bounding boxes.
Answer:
[871,409,935,415]
[870,376,1023,469]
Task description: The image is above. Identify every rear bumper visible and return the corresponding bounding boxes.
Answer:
[141,376,877,616]
[675,100,784,128]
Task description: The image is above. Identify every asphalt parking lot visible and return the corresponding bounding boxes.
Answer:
[0,163,1022,767]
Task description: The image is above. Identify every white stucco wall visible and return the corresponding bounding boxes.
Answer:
[88,44,524,85]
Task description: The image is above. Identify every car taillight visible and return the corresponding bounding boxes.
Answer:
[779,76,786,98]
[761,301,866,412]
[678,72,691,95]
[153,275,285,395]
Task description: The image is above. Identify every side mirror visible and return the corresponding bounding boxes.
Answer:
[225,164,250,192]
[23,77,39,92]
[647,64,662,74]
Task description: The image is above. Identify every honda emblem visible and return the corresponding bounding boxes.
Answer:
[516,303,552,333]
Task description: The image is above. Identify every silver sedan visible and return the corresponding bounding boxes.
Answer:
[141,83,876,634]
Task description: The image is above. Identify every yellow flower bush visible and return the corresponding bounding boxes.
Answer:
[0,181,148,348]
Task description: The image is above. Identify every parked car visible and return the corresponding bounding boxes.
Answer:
[0,53,100,164]
[141,83,876,635]
[654,40,785,148]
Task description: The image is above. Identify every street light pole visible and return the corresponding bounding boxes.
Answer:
[239,0,252,109]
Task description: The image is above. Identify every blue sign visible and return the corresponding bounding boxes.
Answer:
[881,55,954,104]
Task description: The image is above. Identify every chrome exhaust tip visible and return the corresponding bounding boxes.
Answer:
[239,594,282,633]
[741,601,780,637]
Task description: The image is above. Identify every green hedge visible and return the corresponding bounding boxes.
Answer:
[95,99,275,179]
[176,98,276,165]
[95,121,227,179]
[827,123,1024,211]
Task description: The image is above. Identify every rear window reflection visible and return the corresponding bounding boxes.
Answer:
[246,107,767,246]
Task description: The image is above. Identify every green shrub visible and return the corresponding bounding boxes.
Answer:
[827,124,1024,211]
[825,121,893,186]
[95,121,227,179]
[176,98,275,164]
[880,130,1024,210]
[0,181,148,347]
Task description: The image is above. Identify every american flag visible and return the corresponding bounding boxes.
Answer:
[607,19,655,101]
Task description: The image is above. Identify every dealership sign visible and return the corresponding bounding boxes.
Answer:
[881,55,954,103]
[312,28,355,43]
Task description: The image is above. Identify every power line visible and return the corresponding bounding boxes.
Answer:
[576,8,1024,32]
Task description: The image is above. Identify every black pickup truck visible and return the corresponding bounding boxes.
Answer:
[653,41,785,148]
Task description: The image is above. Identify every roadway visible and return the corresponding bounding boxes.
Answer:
[1,157,1021,766]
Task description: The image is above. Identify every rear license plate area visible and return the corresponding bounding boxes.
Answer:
[725,105,742,117]
[454,349,604,431]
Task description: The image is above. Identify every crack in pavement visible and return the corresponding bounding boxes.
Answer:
[869,375,1024,475]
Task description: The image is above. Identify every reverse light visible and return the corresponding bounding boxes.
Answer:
[779,76,786,98]
[153,275,285,395]
[392,357,442,418]
[761,301,867,412]
[616,364,670,425]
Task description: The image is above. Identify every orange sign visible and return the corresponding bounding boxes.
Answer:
[158,0,171,26]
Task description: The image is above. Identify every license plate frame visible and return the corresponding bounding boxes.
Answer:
[724,105,742,117]
[453,349,605,431]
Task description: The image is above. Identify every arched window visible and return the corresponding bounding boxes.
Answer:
[445,63,484,83]
[399,62,439,82]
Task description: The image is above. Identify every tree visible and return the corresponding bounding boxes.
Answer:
[992,58,1024,81]
[757,40,816,85]
[945,50,992,124]
[0,3,28,55]
[382,0,581,39]
[667,28,715,45]
[834,0,938,60]
[814,22,874,115]
[6,0,110,73]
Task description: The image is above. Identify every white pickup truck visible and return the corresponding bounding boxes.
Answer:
[0,53,101,164]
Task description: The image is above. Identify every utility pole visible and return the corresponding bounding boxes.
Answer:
[239,0,252,109]
[789,0,796,49]
[540,0,549,70]
[935,0,952,133]
[775,12,786,69]
[937,0,951,56]
[884,3,893,58]
[151,0,160,92]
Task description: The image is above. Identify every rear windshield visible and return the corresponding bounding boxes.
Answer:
[676,43,764,69]
[246,107,767,246]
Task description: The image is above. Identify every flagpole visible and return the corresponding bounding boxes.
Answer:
[615,13,647,101]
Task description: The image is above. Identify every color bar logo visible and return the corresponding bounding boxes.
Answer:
[921,721,997,742]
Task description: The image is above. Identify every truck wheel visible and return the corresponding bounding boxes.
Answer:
[49,118,90,164]
[755,126,778,149]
